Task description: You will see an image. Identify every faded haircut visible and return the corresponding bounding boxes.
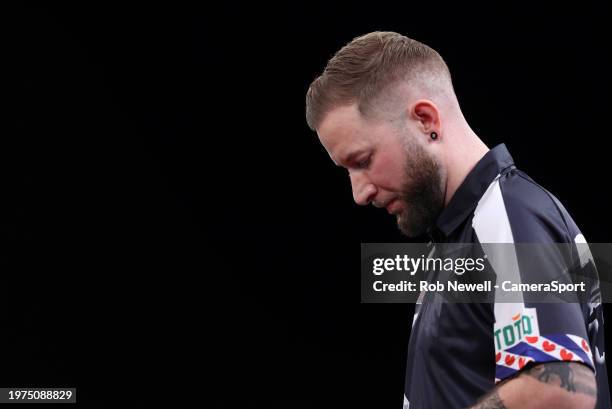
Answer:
[305,31,455,131]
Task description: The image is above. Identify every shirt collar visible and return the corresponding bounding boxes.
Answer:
[433,143,515,237]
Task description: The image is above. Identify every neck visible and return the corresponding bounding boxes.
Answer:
[443,130,489,206]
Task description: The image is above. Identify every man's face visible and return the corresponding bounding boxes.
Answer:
[317,104,445,237]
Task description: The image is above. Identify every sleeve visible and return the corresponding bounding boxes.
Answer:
[472,170,595,383]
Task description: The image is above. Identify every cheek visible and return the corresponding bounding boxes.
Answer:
[371,151,406,190]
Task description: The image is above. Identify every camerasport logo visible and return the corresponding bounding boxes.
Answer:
[494,308,540,351]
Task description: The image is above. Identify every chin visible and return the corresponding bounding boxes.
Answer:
[396,216,413,237]
[397,213,428,238]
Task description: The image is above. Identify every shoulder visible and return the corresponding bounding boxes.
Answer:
[473,168,580,243]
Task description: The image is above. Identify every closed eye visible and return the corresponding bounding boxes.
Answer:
[357,155,371,169]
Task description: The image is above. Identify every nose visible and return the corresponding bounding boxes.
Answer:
[349,171,377,206]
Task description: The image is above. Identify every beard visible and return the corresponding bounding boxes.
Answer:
[396,137,445,237]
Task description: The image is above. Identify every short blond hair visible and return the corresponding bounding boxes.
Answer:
[305,31,454,130]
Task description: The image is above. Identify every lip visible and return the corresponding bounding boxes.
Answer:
[386,198,401,214]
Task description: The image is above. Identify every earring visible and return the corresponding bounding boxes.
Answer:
[430,132,438,140]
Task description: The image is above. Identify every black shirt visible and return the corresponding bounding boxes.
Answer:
[403,144,610,408]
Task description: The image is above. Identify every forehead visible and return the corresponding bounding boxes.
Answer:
[317,104,372,164]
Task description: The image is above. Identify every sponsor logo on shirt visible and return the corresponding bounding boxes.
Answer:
[494,307,540,351]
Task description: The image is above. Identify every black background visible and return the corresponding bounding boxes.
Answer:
[3,3,611,408]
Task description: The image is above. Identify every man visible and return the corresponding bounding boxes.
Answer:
[305,32,610,409]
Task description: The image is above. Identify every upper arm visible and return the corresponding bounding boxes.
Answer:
[472,361,597,409]
[520,361,596,397]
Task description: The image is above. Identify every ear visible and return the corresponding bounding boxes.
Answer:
[409,100,441,135]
